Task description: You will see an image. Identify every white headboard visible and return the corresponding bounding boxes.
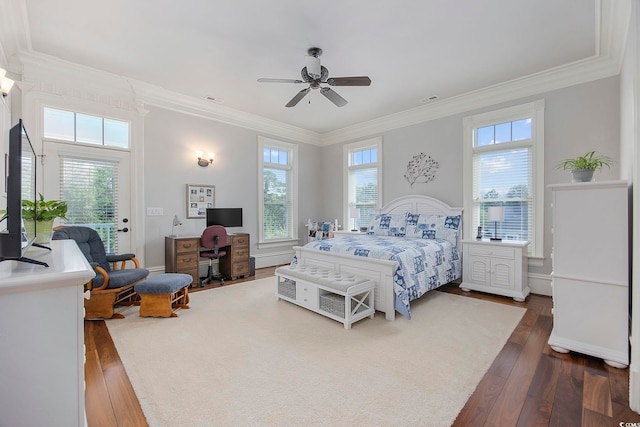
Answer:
[382,195,463,248]
[382,195,462,217]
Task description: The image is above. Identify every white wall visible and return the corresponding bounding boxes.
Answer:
[321,77,621,282]
[143,105,323,270]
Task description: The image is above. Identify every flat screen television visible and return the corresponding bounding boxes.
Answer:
[0,119,48,266]
[206,208,243,228]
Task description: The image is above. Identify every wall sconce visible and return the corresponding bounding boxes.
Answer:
[196,151,215,167]
[0,68,15,97]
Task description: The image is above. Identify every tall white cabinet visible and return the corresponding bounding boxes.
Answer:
[548,180,629,368]
[0,240,94,426]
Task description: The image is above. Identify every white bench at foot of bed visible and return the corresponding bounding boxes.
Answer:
[275,264,375,329]
[294,245,398,321]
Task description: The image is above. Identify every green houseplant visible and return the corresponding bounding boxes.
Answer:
[556,150,614,182]
[21,194,68,244]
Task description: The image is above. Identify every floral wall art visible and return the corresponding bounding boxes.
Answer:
[404,153,439,187]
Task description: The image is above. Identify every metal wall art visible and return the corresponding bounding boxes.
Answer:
[404,153,439,187]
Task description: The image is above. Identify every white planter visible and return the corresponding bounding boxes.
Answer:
[571,169,594,182]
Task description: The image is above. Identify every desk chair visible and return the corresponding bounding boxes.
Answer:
[200,225,229,286]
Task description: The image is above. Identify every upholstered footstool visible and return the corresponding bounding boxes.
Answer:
[135,273,192,317]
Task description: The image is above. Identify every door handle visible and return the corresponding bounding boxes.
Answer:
[117,227,129,232]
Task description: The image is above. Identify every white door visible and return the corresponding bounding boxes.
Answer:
[42,141,132,253]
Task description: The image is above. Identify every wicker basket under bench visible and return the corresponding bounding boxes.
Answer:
[274,264,375,329]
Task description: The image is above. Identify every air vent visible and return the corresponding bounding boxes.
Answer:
[420,95,439,104]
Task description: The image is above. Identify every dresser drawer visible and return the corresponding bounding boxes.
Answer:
[177,254,199,269]
[175,238,199,254]
[232,247,249,259]
[232,235,249,249]
[467,245,515,259]
[231,261,249,277]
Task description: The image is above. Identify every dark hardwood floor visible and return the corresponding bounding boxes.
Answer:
[85,268,640,426]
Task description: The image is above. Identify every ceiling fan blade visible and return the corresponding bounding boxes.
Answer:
[258,78,304,84]
[285,88,310,107]
[326,76,371,86]
[320,87,348,107]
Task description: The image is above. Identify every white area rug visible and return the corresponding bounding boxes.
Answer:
[107,276,525,427]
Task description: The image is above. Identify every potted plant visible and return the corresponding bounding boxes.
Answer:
[21,194,68,244]
[556,150,614,182]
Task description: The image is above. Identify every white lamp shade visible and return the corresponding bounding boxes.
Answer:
[0,77,14,95]
[306,55,321,78]
[349,207,360,218]
[487,206,505,222]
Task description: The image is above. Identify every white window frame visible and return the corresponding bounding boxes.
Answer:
[257,136,298,248]
[463,100,545,262]
[343,136,383,229]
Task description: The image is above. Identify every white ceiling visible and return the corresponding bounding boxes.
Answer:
[2,0,615,134]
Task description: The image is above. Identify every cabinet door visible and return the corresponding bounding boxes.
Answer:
[468,256,491,286]
[491,259,515,289]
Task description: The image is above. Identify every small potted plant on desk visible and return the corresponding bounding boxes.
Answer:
[556,150,614,183]
[21,194,68,244]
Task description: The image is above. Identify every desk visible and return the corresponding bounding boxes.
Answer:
[0,240,95,427]
[165,233,250,284]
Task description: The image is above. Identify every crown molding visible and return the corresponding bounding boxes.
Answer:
[320,53,621,145]
[132,80,322,145]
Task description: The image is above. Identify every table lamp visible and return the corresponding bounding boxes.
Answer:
[488,206,504,241]
[349,206,360,231]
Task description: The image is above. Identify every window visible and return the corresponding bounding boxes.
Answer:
[344,137,382,230]
[463,101,545,260]
[44,107,130,148]
[258,137,298,245]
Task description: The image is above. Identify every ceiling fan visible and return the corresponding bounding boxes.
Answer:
[257,47,371,108]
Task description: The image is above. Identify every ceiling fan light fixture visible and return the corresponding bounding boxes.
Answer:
[305,55,321,79]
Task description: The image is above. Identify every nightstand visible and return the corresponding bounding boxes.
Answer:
[460,239,529,301]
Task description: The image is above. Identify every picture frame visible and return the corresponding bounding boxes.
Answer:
[186,184,215,218]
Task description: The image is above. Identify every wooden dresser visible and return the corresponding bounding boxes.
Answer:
[165,236,200,287]
[219,233,250,279]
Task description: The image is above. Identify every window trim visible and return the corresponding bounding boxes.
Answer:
[343,136,383,229]
[463,100,545,260]
[257,136,298,248]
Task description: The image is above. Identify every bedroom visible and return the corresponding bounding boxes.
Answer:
[0,0,639,425]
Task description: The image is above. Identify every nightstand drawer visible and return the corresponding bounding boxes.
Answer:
[467,245,515,259]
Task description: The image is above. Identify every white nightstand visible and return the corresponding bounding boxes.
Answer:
[460,239,529,302]
[332,230,366,239]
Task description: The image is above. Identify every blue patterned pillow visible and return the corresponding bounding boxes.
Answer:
[405,214,461,245]
[367,213,408,237]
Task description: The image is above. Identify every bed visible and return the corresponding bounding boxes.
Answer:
[293,195,463,321]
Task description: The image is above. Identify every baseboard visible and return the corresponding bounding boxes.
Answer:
[528,272,551,296]
[253,249,295,268]
[630,367,640,413]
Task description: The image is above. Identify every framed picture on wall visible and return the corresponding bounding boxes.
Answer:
[186,184,215,218]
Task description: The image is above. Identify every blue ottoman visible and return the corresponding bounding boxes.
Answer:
[135,273,192,317]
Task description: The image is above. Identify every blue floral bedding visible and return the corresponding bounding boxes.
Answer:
[303,235,461,319]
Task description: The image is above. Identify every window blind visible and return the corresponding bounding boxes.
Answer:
[59,156,119,253]
[472,146,534,251]
[263,167,291,240]
[349,167,378,229]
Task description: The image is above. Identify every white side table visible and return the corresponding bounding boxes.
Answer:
[459,239,529,301]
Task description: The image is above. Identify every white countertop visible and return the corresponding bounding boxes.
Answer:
[0,240,95,295]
